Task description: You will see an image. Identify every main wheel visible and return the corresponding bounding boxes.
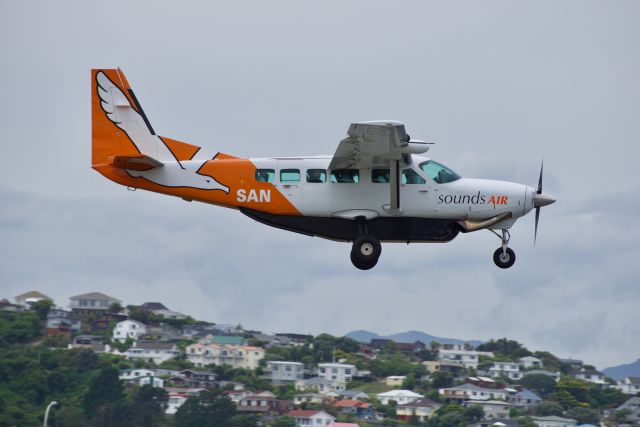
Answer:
[350,250,378,270]
[493,247,516,269]
[352,235,382,263]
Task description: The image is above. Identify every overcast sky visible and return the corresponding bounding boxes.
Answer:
[1,0,638,369]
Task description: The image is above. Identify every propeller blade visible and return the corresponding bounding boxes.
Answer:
[534,207,540,246]
[537,161,544,194]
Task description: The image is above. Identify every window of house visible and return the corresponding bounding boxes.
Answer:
[419,160,461,183]
[372,169,390,183]
[255,169,275,183]
[280,169,300,182]
[330,169,359,183]
[402,168,426,184]
[306,169,327,183]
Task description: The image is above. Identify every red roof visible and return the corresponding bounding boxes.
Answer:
[288,409,321,417]
[334,400,370,408]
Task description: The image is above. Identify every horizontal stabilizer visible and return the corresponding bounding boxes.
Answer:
[112,155,164,171]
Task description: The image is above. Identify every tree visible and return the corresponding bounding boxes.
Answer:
[431,371,454,389]
[83,366,124,416]
[534,401,564,416]
[30,299,54,321]
[438,412,467,427]
[108,302,123,313]
[518,416,539,427]
[565,407,600,425]
[129,385,168,426]
[520,374,557,397]
[271,416,298,427]
[463,405,485,423]
[174,390,237,427]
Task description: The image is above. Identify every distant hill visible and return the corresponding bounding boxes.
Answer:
[346,329,483,347]
[603,358,640,380]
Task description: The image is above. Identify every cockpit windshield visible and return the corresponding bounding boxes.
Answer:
[419,160,461,184]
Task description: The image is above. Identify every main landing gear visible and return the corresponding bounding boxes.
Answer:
[350,217,382,270]
[491,229,516,269]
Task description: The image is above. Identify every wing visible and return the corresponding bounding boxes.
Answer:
[329,121,431,214]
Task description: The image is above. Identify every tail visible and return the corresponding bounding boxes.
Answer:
[91,68,202,170]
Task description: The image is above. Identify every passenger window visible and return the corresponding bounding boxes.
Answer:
[255,169,275,183]
[306,169,327,183]
[330,169,359,183]
[402,169,426,184]
[280,169,300,183]
[372,169,390,183]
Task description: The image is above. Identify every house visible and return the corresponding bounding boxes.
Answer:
[121,373,164,387]
[251,333,295,347]
[488,362,523,380]
[396,397,441,422]
[92,312,128,331]
[519,356,543,369]
[71,334,104,347]
[465,400,511,420]
[166,370,217,388]
[267,361,304,384]
[165,387,205,415]
[509,389,542,410]
[468,419,520,427]
[530,415,578,427]
[140,302,187,319]
[287,410,335,426]
[236,395,277,413]
[224,390,252,403]
[145,324,184,341]
[119,368,177,383]
[46,308,81,336]
[294,393,328,405]
[295,377,345,394]
[614,377,640,395]
[0,299,24,312]
[185,342,265,369]
[604,396,640,424]
[377,389,424,405]
[69,292,120,316]
[333,390,369,401]
[559,359,583,368]
[438,346,493,370]
[328,423,359,427]
[15,290,51,307]
[370,338,393,349]
[393,341,426,354]
[274,333,313,345]
[333,400,374,419]
[126,342,181,364]
[113,320,147,343]
[386,375,407,386]
[570,368,606,385]
[317,363,355,385]
[439,383,508,402]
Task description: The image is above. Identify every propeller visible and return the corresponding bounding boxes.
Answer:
[533,161,556,245]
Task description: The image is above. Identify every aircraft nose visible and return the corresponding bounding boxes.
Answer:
[533,192,556,208]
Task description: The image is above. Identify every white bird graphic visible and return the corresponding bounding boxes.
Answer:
[96,71,229,193]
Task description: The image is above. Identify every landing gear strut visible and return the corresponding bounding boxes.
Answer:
[491,229,516,269]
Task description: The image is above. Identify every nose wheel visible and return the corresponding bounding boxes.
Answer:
[491,229,516,269]
[350,235,382,270]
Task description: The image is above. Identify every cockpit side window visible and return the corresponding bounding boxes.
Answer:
[419,160,461,184]
[255,169,276,183]
[402,168,426,184]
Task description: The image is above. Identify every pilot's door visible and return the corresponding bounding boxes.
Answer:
[277,160,303,210]
[399,167,433,216]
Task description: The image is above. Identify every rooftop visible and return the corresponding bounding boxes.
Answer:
[397,398,441,408]
[15,290,51,300]
[70,292,119,301]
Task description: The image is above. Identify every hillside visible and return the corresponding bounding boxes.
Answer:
[346,329,483,347]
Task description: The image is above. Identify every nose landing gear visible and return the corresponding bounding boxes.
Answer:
[491,229,516,269]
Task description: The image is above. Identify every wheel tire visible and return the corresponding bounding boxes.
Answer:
[352,235,382,264]
[350,250,378,270]
[493,247,516,269]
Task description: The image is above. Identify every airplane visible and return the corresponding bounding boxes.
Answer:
[91,68,556,270]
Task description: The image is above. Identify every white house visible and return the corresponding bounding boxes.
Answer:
[113,320,147,343]
[386,376,407,386]
[396,398,441,422]
[125,342,181,364]
[295,377,345,394]
[186,343,264,369]
[488,362,523,380]
[119,368,166,387]
[570,368,606,385]
[15,290,51,307]
[165,387,205,415]
[267,361,304,384]
[465,400,511,420]
[317,363,355,385]
[294,393,328,405]
[287,410,335,426]
[439,383,508,401]
[523,370,560,381]
[530,415,578,427]
[377,389,424,405]
[614,377,640,395]
[519,356,543,369]
[438,346,493,370]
